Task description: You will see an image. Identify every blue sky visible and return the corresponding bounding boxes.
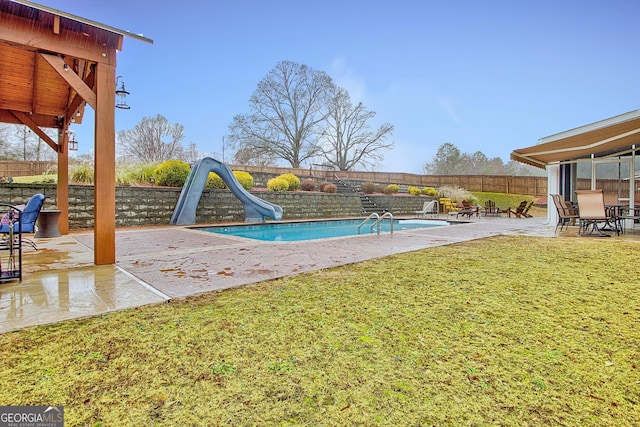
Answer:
[48,0,640,174]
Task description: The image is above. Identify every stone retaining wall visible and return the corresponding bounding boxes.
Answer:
[0,184,431,229]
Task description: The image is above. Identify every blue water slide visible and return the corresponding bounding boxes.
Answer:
[170,157,283,225]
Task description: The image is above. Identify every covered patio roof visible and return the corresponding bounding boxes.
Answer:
[0,0,152,264]
[511,110,640,168]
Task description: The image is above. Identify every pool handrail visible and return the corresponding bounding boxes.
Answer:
[358,213,379,235]
[357,212,394,235]
[380,211,394,234]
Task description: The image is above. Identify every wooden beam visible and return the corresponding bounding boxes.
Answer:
[9,110,59,152]
[64,65,95,125]
[0,11,119,65]
[53,15,60,34]
[93,62,116,265]
[40,53,97,110]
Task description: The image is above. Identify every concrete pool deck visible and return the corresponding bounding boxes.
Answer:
[0,215,614,333]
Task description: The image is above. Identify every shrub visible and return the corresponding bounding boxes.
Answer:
[384,184,399,194]
[69,164,93,184]
[374,184,386,193]
[233,171,254,190]
[321,182,337,193]
[438,186,477,204]
[120,163,158,185]
[408,186,421,196]
[361,182,376,194]
[319,182,333,192]
[154,160,190,187]
[205,171,253,190]
[300,179,316,191]
[422,187,439,197]
[267,177,289,191]
[206,172,226,189]
[277,173,300,191]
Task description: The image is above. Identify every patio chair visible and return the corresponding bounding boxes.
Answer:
[575,189,620,236]
[415,200,438,218]
[483,200,501,217]
[505,200,528,218]
[456,200,479,218]
[551,194,579,232]
[438,198,458,214]
[0,193,45,249]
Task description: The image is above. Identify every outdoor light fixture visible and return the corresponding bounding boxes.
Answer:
[115,76,130,109]
[67,131,78,151]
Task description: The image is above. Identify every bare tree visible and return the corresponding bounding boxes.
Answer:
[229,60,334,168]
[181,143,206,164]
[117,114,185,163]
[232,147,279,167]
[0,125,58,161]
[319,87,394,171]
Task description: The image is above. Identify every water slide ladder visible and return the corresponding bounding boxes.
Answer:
[357,212,394,235]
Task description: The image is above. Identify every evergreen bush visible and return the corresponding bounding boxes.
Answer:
[154,160,190,187]
[233,171,254,190]
[267,177,289,191]
[277,173,300,191]
[206,172,226,189]
[408,186,421,196]
[422,187,439,196]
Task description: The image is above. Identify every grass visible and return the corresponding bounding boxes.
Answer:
[10,174,57,184]
[1,235,639,425]
[473,191,536,211]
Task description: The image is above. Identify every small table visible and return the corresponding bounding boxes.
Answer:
[35,209,62,238]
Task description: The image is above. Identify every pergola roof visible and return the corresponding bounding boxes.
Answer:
[0,0,151,149]
[511,110,640,168]
[0,0,152,265]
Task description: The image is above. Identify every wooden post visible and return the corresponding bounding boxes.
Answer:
[57,130,69,234]
[93,63,116,265]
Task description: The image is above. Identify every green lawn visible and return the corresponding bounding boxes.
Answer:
[1,235,639,426]
[9,174,57,184]
[473,191,536,211]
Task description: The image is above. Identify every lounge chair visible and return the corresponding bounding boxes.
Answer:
[456,200,479,218]
[438,198,458,214]
[0,193,45,249]
[505,200,528,218]
[521,201,534,218]
[576,189,620,236]
[551,194,579,232]
[483,200,501,217]
[415,200,438,218]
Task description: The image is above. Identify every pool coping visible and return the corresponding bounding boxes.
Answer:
[72,216,554,299]
[192,217,454,242]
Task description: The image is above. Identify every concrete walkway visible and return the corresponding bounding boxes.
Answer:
[0,216,562,333]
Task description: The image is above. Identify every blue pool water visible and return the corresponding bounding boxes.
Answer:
[198,219,449,242]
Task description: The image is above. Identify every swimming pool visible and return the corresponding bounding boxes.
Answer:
[198,218,450,242]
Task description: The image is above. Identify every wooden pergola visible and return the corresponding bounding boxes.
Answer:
[0,0,152,264]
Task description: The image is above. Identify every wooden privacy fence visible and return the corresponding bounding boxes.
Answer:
[4,161,637,199]
[234,165,549,196]
[0,161,55,178]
